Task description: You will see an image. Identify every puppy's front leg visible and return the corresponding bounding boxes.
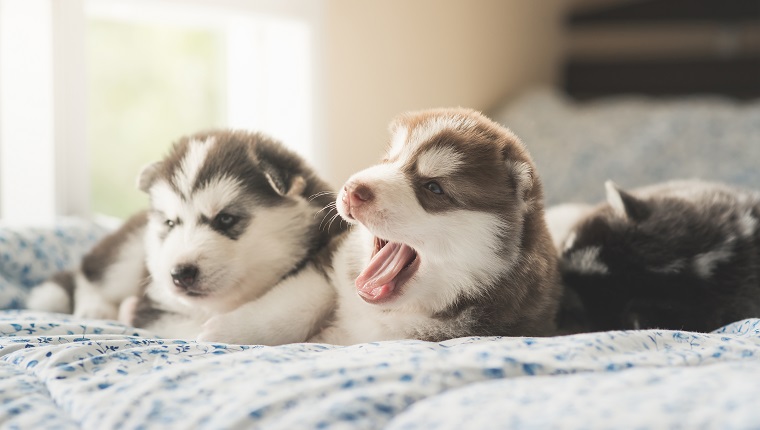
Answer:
[197,266,335,345]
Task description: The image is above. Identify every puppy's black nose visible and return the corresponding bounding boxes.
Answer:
[171,264,199,289]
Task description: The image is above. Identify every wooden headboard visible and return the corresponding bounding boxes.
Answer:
[563,0,760,99]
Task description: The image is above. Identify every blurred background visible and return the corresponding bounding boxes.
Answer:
[0,0,758,224]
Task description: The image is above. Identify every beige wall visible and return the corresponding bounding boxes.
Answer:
[321,0,565,186]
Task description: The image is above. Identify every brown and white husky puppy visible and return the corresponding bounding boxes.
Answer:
[308,108,561,344]
[28,130,344,342]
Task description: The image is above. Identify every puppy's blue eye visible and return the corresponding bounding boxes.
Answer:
[425,181,444,195]
[214,213,239,231]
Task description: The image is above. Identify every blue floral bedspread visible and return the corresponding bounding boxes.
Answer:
[1,311,759,429]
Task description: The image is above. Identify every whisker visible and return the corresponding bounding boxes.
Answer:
[319,209,336,231]
[317,205,337,228]
[308,191,337,201]
[326,212,342,232]
[314,202,336,218]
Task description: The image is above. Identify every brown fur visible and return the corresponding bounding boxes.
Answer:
[81,211,148,283]
[406,109,560,338]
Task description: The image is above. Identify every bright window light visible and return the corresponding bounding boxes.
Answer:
[0,0,317,222]
[86,0,315,218]
[0,0,56,226]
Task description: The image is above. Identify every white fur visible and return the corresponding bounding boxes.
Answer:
[545,203,593,253]
[118,295,139,325]
[738,211,757,238]
[388,126,408,160]
[649,259,686,274]
[416,146,463,178]
[693,239,734,279]
[197,265,335,345]
[26,282,71,314]
[173,137,216,197]
[144,194,314,316]
[98,233,146,304]
[410,116,475,151]
[605,180,628,219]
[192,176,245,215]
[565,246,609,275]
[73,272,119,320]
[388,116,475,163]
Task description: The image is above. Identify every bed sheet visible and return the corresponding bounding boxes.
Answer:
[1,311,759,429]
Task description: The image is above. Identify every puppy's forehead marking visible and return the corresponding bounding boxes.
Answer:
[390,114,475,162]
[174,137,217,197]
[410,116,473,148]
[416,146,463,178]
[192,175,245,216]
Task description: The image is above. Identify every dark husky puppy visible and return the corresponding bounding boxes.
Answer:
[557,180,760,333]
[29,130,344,342]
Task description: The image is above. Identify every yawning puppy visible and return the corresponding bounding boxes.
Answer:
[309,108,561,344]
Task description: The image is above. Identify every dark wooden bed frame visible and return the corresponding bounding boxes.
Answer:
[563,0,760,99]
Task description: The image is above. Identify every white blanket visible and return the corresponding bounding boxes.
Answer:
[2,311,759,429]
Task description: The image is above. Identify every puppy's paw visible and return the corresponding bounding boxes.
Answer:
[73,297,118,321]
[307,326,343,345]
[197,313,249,344]
[118,296,139,326]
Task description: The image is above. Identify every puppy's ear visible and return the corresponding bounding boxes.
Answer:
[137,162,163,193]
[263,168,306,197]
[508,161,534,201]
[605,180,649,221]
[286,176,306,197]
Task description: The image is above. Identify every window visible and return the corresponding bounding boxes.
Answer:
[0,0,320,224]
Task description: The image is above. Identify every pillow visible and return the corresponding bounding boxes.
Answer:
[491,89,760,205]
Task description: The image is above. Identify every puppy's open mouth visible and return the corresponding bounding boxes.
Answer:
[355,237,420,303]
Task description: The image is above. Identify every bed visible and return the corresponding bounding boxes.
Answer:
[4,1,760,426]
[2,89,760,428]
[1,311,759,429]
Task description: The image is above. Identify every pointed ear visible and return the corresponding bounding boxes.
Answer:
[137,162,163,193]
[605,180,649,221]
[264,171,306,197]
[286,176,306,197]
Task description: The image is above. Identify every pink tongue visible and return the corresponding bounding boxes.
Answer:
[356,242,415,301]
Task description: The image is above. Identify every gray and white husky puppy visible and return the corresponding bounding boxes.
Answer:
[28,130,344,342]
[557,179,760,333]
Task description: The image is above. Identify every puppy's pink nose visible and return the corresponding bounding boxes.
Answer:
[345,182,374,208]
